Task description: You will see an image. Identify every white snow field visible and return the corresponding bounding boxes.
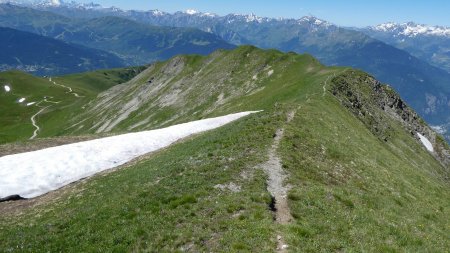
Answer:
[4,85,10,92]
[0,111,260,199]
[417,133,434,152]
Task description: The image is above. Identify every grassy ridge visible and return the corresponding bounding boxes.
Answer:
[53,66,147,94]
[62,46,330,135]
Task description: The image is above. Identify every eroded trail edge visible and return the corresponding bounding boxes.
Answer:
[261,110,295,252]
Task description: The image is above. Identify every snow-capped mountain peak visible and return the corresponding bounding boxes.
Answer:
[48,0,60,6]
[180,9,217,17]
[223,13,273,24]
[2,0,104,9]
[373,22,450,37]
[150,9,166,16]
[244,13,263,23]
[185,9,198,15]
[298,16,333,28]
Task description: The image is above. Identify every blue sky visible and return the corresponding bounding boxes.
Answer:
[77,0,450,27]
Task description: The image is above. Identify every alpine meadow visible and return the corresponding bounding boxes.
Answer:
[0,1,448,252]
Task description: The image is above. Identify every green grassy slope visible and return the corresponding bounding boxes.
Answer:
[0,47,448,252]
[53,66,147,94]
[281,95,448,252]
[0,71,74,143]
[0,67,143,144]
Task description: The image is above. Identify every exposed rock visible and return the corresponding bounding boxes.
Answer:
[331,70,450,169]
[0,194,25,202]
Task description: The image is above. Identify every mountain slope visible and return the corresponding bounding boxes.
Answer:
[61,16,236,65]
[0,4,236,66]
[361,22,450,74]
[33,5,450,142]
[0,26,126,75]
[0,46,448,252]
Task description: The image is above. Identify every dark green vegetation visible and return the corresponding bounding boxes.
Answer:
[0,47,448,252]
[0,27,125,76]
[0,4,235,67]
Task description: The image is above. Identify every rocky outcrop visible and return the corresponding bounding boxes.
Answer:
[331,70,449,169]
[0,195,25,202]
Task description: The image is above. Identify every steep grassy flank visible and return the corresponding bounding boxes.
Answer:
[64,46,329,135]
[280,95,449,252]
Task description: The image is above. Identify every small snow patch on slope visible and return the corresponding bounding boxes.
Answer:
[4,85,10,92]
[417,133,434,152]
[0,111,260,199]
[18,98,26,103]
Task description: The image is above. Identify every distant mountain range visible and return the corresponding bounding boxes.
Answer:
[0,3,235,67]
[0,26,125,75]
[359,22,450,74]
[0,1,449,141]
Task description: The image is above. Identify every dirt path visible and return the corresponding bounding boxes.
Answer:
[28,97,61,140]
[30,107,49,140]
[261,110,296,252]
[323,69,349,97]
[27,76,80,140]
[49,77,84,98]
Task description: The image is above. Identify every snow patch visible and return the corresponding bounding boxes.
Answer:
[0,111,260,198]
[268,69,274,76]
[26,102,36,106]
[18,98,26,103]
[151,9,165,16]
[185,9,198,15]
[201,12,217,18]
[4,85,10,92]
[417,133,434,152]
[245,13,263,23]
[298,16,333,27]
[50,0,60,6]
[373,22,450,37]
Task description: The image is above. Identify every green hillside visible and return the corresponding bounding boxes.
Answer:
[0,67,143,144]
[0,47,448,252]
